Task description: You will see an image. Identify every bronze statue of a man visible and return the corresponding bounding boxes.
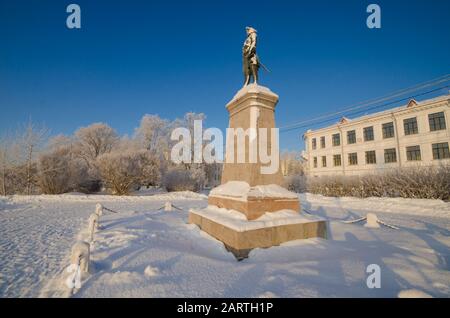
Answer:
[242,26,260,86]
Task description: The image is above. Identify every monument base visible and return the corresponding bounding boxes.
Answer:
[188,206,327,259]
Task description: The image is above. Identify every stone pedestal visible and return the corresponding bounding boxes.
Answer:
[189,84,327,258]
[221,84,284,186]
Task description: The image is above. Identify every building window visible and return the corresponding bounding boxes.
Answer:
[363,126,374,141]
[348,153,358,165]
[320,136,325,148]
[312,138,316,150]
[333,154,341,167]
[322,156,327,167]
[406,145,421,161]
[313,157,317,168]
[365,151,376,164]
[384,148,397,163]
[382,122,395,139]
[332,133,340,147]
[347,130,356,144]
[404,117,418,135]
[432,142,450,160]
[429,112,446,131]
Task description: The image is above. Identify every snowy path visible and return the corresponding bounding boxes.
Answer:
[1,192,449,298]
[0,192,207,298]
[0,199,93,297]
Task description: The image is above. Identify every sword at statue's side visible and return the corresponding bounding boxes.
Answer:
[259,62,271,73]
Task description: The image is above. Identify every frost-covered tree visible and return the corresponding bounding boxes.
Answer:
[0,135,17,195]
[47,134,74,152]
[181,112,206,164]
[74,123,118,167]
[135,115,170,154]
[281,151,305,176]
[18,121,49,195]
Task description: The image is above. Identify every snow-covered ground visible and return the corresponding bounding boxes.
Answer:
[1,192,449,298]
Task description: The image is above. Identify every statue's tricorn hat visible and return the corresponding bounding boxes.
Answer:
[246,26,257,33]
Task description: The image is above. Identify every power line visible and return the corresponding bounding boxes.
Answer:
[280,85,449,133]
[279,74,450,132]
[281,85,449,133]
[280,74,450,130]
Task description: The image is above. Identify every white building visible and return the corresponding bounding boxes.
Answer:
[303,94,450,177]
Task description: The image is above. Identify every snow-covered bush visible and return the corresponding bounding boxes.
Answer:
[383,166,450,200]
[38,148,72,194]
[97,150,155,195]
[308,175,361,197]
[74,177,102,194]
[307,165,450,200]
[162,165,205,192]
[283,174,307,193]
[0,165,30,195]
[37,143,91,194]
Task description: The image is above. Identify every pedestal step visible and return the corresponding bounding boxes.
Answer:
[208,181,301,220]
[189,207,327,259]
[208,195,300,220]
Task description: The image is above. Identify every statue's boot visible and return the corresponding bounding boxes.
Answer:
[251,65,259,84]
[243,75,250,87]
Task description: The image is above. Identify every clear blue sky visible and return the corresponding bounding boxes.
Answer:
[1,0,449,151]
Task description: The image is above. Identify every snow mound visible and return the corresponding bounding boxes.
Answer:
[258,291,279,298]
[151,191,208,200]
[99,271,142,285]
[144,266,160,277]
[7,190,207,204]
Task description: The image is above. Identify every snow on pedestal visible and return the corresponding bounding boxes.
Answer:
[210,181,298,200]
